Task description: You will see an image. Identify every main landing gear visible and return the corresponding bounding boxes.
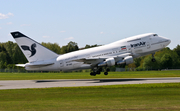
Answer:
[90,67,110,76]
[151,53,156,62]
[104,68,110,75]
[90,67,102,76]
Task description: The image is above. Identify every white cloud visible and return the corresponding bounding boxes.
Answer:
[60,31,66,33]
[42,36,50,38]
[7,22,12,25]
[100,32,104,34]
[0,27,2,29]
[65,37,74,40]
[0,13,14,19]
[7,13,13,16]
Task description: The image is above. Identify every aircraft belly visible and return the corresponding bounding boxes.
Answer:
[25,62,60,71]
[73,62,83,68]
[61,62,84,71]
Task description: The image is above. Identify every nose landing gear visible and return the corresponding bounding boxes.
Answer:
[151,53,156,62]
[104,68,110,75]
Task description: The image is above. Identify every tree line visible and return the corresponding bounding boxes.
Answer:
[131,45,180,70]
[0,41,180,71]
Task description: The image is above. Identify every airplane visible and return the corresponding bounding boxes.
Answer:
[11,31,171,76]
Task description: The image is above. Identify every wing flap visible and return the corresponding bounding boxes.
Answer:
[72,58,105,65]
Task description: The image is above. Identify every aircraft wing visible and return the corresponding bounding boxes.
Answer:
[114,53,132,59]
[72,58,105,65]
[72,53,132,66]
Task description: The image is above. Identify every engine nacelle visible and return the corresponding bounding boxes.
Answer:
[117,56,134,65]
[106,58,115,66]
[98,58,115,67]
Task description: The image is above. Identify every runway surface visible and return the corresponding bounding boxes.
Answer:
[0,77,180,90]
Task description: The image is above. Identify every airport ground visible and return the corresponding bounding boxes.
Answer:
[0,70,180,111]
[0,70,180,80]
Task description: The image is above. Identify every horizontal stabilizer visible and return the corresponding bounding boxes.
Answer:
[16,62,54,68]
[16,64,26,67]
[25,62,54,67]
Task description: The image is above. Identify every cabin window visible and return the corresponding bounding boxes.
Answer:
[153,34,158,36]
[127,38,141,42]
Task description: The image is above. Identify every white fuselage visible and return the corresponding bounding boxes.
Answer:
[25,33,171,71]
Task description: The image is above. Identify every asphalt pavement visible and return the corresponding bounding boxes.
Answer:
[0,77,180,90]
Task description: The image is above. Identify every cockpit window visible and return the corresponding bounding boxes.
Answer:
[153,34,158,36]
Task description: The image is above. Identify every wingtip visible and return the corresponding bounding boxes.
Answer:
[11,31,27,38]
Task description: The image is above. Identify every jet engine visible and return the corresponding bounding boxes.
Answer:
[98,58,115,67]
[117,56,134,65]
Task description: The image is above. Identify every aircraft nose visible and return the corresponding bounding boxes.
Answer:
[167,39,171,45]
[163,37,171,46]
[159,36,171,47]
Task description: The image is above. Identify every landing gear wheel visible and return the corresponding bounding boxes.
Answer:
[151,58,156,62]
[104,72,108,75]
[96,71,101,75]
[90,72,96,76]
[99,67,102,72]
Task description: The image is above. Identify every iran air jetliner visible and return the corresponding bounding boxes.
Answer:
[11,32,171,76]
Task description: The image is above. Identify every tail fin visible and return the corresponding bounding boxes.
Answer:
[11,31,59,62]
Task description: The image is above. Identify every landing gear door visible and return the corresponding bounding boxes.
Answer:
[59,60,64,67]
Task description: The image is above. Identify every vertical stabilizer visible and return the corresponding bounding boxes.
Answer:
[11,31,59,62]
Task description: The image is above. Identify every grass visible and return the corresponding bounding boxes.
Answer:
[0,71,180,110]
[0,83,180,111]
[0,70,180,80]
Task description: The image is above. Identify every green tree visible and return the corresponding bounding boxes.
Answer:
[0,52,8,69]
[60,41,79,54]
[85,45,91,49]
[0,44,11,64]
[12,44,27,63]
[156,47,180,68]
[173,44,180,57]
[160,54,173,69]
[67,41,79,52]
[41,42,61,54]
[85,44,100,49]
[61,46,68,54]
[142,55,161,70]
[134,57,144,68]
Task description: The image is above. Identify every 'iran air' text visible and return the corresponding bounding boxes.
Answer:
[130,42,146,48]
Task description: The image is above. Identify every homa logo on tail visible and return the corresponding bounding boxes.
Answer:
[21,43,37,57]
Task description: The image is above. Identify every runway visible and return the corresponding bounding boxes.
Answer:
[0,77,180,90]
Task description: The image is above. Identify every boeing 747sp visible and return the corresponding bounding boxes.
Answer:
[11,32,171,76]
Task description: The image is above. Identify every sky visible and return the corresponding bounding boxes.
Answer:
[0,0,180,49]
